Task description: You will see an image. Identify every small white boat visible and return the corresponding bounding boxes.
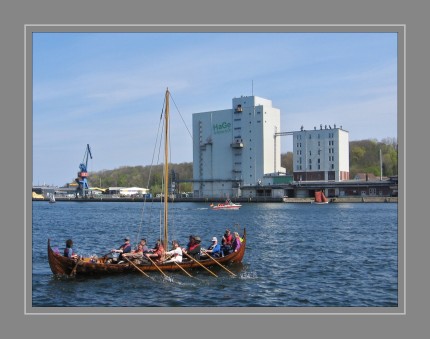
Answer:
[210,199,242,210]
[49,195,56,204]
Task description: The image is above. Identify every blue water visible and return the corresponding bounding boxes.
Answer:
[32,201,398,308]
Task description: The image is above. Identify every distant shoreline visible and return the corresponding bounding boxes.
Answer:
[33,196,398,203]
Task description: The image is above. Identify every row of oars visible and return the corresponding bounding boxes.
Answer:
[70,252,236,280]
[124,251,237,280]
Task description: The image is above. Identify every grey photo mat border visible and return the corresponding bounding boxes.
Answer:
[1,0,425,338]
[25,24,405,315]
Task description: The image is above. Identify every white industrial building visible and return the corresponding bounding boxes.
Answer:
[192,95,285,198]
[293,125,349,182]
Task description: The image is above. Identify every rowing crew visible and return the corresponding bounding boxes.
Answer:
[108,231,242,264]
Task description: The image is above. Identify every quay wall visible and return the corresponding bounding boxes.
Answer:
[33,196,398,203]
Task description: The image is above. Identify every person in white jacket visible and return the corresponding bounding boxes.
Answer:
[163,240,183,263]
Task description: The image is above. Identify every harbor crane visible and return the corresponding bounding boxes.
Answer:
[75,144,92,198]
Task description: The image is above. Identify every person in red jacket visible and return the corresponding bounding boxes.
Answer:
[221,229,233,256]
[182,235,201,260]
[145,239,165,263]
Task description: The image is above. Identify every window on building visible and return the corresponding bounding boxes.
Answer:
[331,164,334,169]
[309,165,312,170]
[309,150,312,156]
[309,159,312,164]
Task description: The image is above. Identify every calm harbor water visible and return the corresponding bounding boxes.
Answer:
[31,201,398,309]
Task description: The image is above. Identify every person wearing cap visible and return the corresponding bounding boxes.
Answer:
[111,237,132,263]
[202,236,221,258]
[163,240,183,263]
[182,235,201,260]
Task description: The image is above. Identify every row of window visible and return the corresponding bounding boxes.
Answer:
[296,164,336,170]
[297,156,335,164]
[296,141,335,148]
[296,133,336,140]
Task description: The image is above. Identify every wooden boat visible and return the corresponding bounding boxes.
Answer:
[47,88,246,277]
[48,231,245,276]
[210,199,242,210]
[312,190,329,204]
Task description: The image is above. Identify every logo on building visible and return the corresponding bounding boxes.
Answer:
[213,121,231,134]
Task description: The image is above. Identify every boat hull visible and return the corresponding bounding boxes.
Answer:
[210,203,242,210]
[47,229,246,277]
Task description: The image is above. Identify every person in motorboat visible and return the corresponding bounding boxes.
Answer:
[201,236,221,259]
[63,239,78,260]
[163,240,183,263]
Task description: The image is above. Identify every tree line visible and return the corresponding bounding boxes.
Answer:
[84,138,397,192]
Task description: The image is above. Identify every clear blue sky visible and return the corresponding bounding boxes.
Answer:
[32,32,398,187]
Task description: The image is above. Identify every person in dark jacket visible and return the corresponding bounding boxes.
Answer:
[64,239,78,259]
[183,235,201,260]
[111,237,132,262]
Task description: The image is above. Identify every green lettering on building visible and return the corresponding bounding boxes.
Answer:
[213,121,231,134]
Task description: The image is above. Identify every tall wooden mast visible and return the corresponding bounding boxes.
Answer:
[163,88,170,249]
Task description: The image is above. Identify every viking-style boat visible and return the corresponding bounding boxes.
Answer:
[48,89,246,277]
[47,233,245,276]
[313,190,329,204]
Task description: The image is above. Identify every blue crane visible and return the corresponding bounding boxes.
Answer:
[75,144,93,198]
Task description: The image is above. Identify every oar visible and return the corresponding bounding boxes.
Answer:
[172,261,193,277]
[69,257,81,277]
[146,256,170,279]
[123,256,153,280]
[204,252,237,277]
[182,251,218,277]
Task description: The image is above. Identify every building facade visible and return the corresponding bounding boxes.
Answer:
[192,95,285,198]
[293,125,349,182]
